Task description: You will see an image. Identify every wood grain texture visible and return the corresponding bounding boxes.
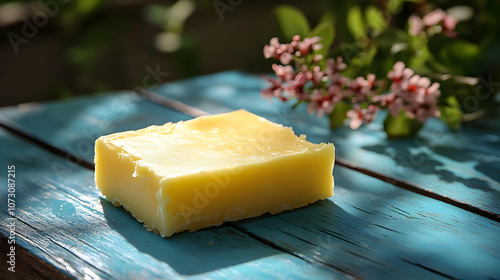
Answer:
[149,71,500,216]
[0,234,73,280]
[0,92,190,164]
[235,167,500,279]
[1,90,500,278]
[0,129,343,280]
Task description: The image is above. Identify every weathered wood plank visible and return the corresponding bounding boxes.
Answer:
[235,167,500,279]
[0,234,73,280]
[150,71,500,216]
[0,92,190,164]
[0,129,344,280]
[1,92,500,278]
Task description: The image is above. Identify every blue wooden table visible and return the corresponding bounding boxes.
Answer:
[1,71,499,279]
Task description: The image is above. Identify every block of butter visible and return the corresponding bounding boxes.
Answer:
[95,110,335,237]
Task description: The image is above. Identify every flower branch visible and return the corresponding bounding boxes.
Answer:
[262,36,441,131]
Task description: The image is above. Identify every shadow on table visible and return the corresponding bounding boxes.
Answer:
[231,197,403,279]
[100,198,277,276]
[362,142,500,195]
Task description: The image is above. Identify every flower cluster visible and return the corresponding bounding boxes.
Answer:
[262,36,442,130]
[408,8,457,37]
[263,35,323,65]
[374,61,441,123]
[262,36,379,119]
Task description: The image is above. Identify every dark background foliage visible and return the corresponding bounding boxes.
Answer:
[1,0,499,110]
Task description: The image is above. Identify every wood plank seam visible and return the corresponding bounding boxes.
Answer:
[1,212,107,279]
[335,157,500,222]
[0,121,94,171]
[134,88,500,223]
[0,233,74,280]
[400,259,457,279]
[232,225,361,280]
[134,88,209,117]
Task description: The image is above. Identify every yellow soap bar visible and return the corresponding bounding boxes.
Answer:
[95,110,335,237]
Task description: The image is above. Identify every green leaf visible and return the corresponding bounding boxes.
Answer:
[319,10,335,26]
[365,6,387,35]
[376,30,410,52]
[275,6,310,41]
[328,102,349,129]
[440,106,462,130]
[76,0,105,15]
[346,6,366,40]
[439,96,462,130]
[438,40,481,75]
[383,111,423,138]
[387,0,404,14]
[344,46,377,77]
[446,95,460,107]
[144,5,168,27]
[309,23,335,58]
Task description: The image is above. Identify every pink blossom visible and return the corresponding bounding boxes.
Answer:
[263,37,294,63]
[413,76,431,103]
[261,77,286,101]
[325,57,347,85]
[397,75,419,107]
[346,74,376,102]
[364,105,380,124]
[408,15,423,36]
[443,15,458,31]
[326,57,347,73]
[272,64,294,81]
[426,82,441,100]
[347,105,380,129]
[399,74,421,103]
[401,75,440,107]
[406,102,441,123]
[261,36,443,129]
[442,15,458,37]
[297,36,321,56]
[289,35,301,51]
[313,54,323,63]
[385,61,442,122]
[408,9,458,38]
[263,37,280,59]
[264,36,325,65]
[417,81,441,104]
[286,72,309,100]
[307,65,325,86]
[279,52,293,64]
[274,40,293,56]
[347,106,364,129]
[263,45,275,59]
[423,9,446,27]
[388,61,414,84]
[307,85,344,117]
[308,89,336,117]
[329,73,347,86]
[372,93,403,117]
[366,74,376,88]
[327,84,344,102]
[325,56,348,86]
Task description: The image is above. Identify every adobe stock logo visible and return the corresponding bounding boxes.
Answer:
[178,166,242,221]
[7,0,70,54]
[213,0,243,22]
